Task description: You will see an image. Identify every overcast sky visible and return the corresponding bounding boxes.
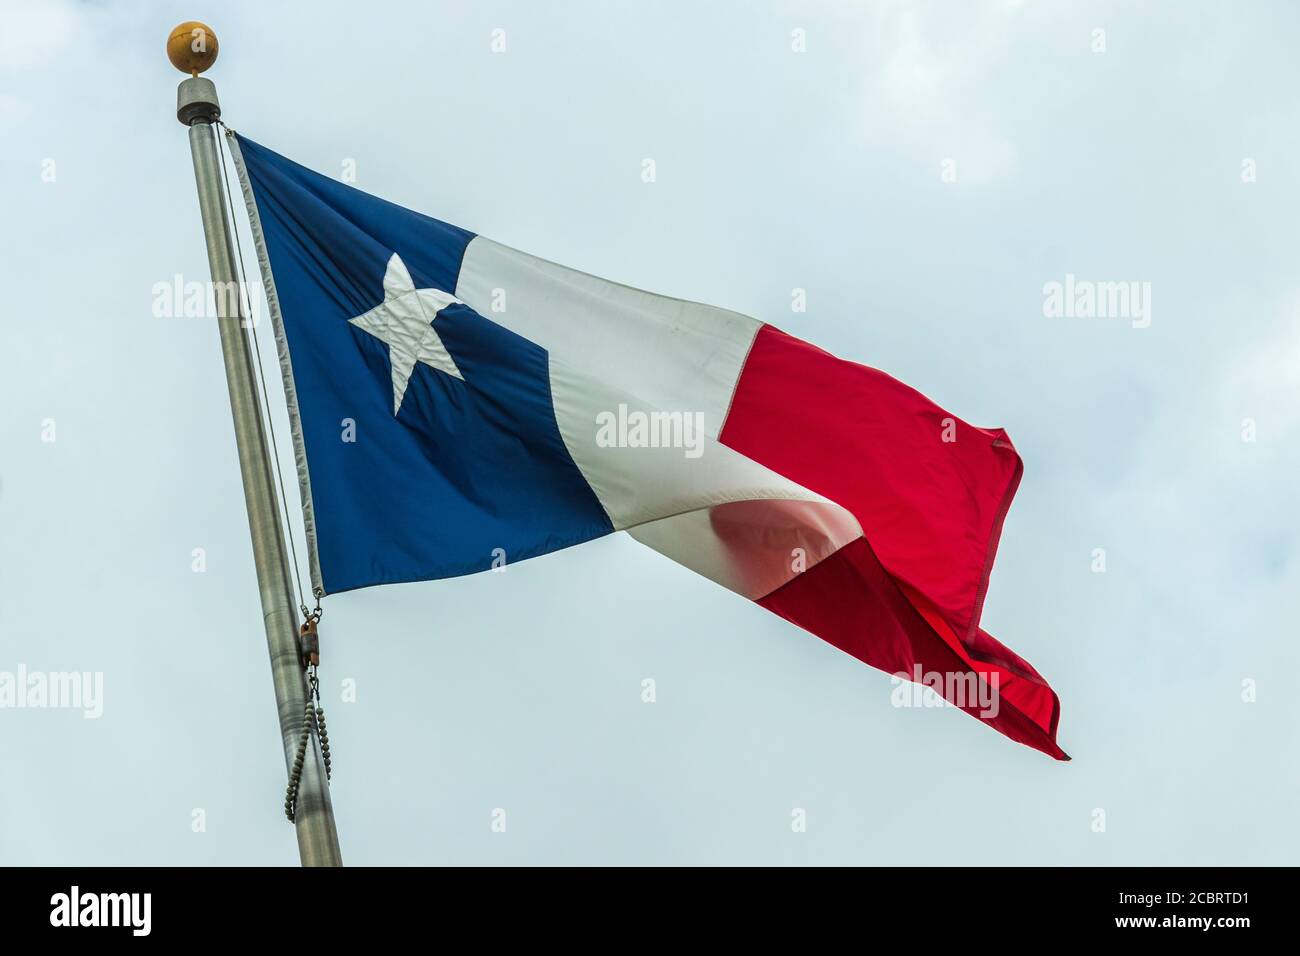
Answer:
[2,0,1297,865]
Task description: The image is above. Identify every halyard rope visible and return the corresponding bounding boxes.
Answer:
[214,123,333,822]
[215,121,310,619]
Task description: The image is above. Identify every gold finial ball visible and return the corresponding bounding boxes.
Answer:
[167,21,219,75]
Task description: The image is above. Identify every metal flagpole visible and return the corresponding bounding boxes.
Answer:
[169,21,342,866]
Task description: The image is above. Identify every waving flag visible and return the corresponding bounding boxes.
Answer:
[230,133,1065,759]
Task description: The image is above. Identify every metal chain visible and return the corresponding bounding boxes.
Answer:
[284,635,332,823]
[316,693,332,780]
[283,693,315,823]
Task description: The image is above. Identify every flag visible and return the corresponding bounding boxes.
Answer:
[230,134,1065,759]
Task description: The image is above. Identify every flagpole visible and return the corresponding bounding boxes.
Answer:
[169,22,342,866]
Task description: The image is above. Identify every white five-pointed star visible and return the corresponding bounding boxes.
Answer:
[348,252,464,414]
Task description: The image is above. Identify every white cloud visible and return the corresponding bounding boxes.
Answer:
[0,0,82,74]
[0,91,32,130]
[845,0,1027,185]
